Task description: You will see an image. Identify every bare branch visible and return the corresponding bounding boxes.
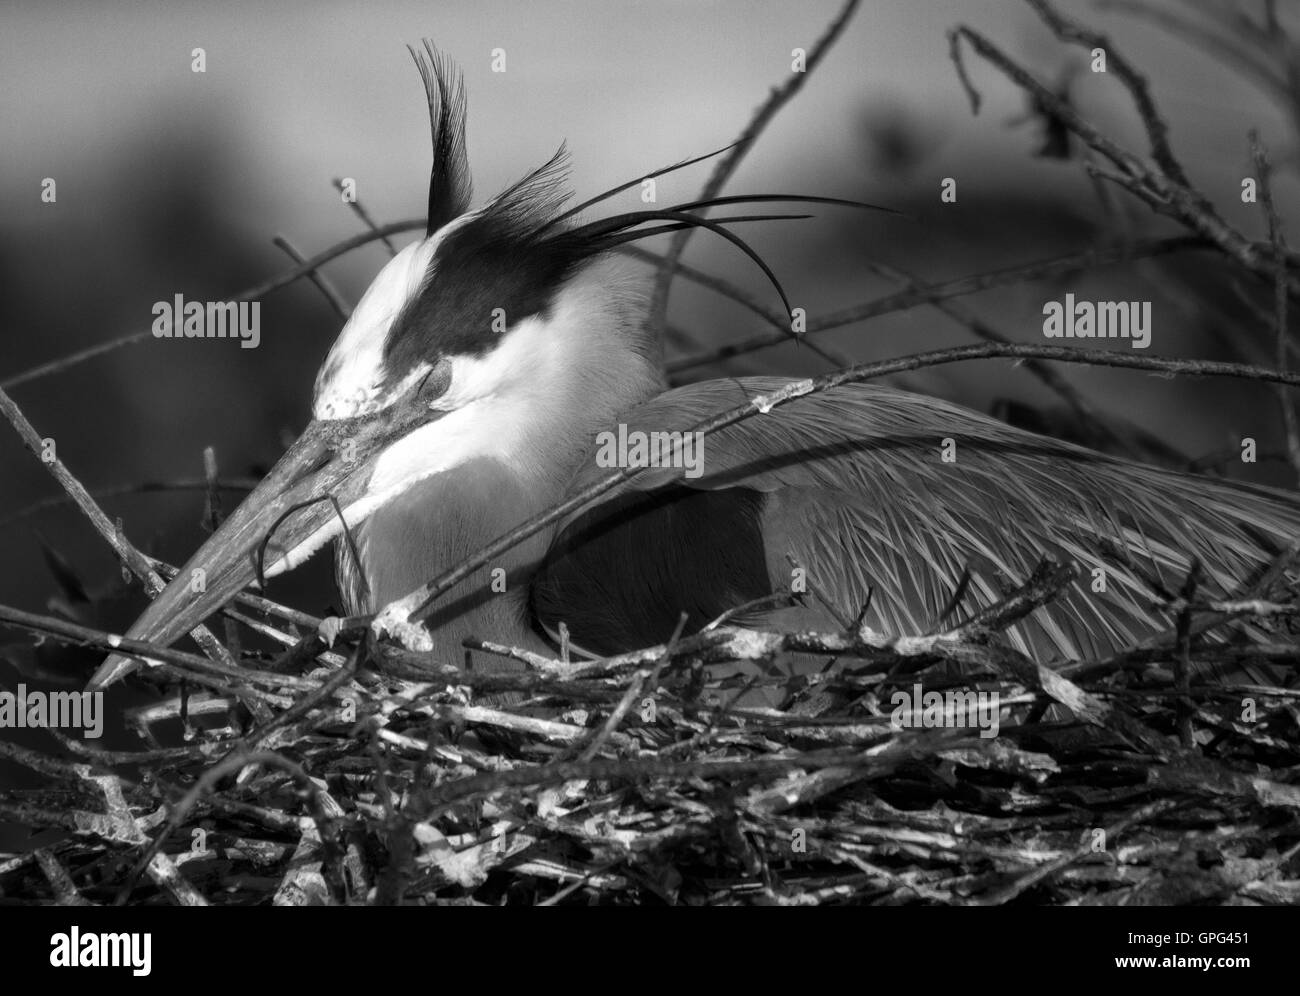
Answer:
[0,386,238,673]
[1023,0,1191,186]
[273,235,352,320]
[646,0,862,344]
[669,236,1212,372]
[0,478,257,528]
[333,177,399,256]
[1,218,424,390]
[947,17,1291,293]
[0,603,307,699]
[1250,130,1300,487]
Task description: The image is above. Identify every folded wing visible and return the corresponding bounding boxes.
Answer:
[532,377,1300,662]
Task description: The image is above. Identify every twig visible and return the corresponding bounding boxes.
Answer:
[113,749,333,905]
[1023,0,1191,187]
[944,559,1078,641]
[668,236,1212,372]
[859,258,1173,460]
[1172,561,1201,748]
[243,640,362,749]
[970,798,1181,905]
[33,849,94,906]
[1250,130,1300,487]
[0,386,238,673]
[646,0,861,342]
[948,9,1293,294]
[273,235,352,320]
[148,556,323,631]
[1157,597,1299,618]
[0,478,258,528]
[0,603,307,698]
[415,740,963,812]
[0,739,95,780]
[617,244,787,332]
[203,447,244,664]
[578,614,685,762]
[1063,540,1300,684]
[1,218,424,389]
[1098,0,1297,126]
[334,177,399,256]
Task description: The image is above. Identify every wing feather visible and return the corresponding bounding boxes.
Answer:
[532,377,1300,662]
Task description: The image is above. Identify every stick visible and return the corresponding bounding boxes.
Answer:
[0,386,238,672]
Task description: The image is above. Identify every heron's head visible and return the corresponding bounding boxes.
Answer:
[89,43,886,689]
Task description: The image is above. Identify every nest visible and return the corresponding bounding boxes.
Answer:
[2,557,1298,907]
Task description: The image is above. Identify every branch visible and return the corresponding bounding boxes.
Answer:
[273,235,351,320]
[617,244,787,332]
[0,603,307,699]
[333,177,399,256]
[1023,0,1190,186]
[1097,1,1296,120]
[1250,130,1300,487]
[948,10,1293,294]
[646,0,861,343]
[1,218,424,389]
[668,236,1213,372]
[0,478,257,528]
[113,749,334,905]
[859,258,1181,462]
[0,386,238,673]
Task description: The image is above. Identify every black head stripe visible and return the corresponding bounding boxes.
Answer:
[379,45,893,392]
[383,147,588,376]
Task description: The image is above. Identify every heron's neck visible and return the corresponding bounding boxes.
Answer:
[494,262,665,486]
[347,262,662,660]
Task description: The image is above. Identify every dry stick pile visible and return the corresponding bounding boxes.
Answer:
[2,556,1299,906]
[3,0,1300,905]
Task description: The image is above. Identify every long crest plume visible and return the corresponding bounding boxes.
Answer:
[523,141,897,316]
[390,45,896,368]
[409,40,472,234]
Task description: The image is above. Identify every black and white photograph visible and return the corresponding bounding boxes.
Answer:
[0,0,1293,950]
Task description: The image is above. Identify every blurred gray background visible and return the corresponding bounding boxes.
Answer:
[1,0,1296,692]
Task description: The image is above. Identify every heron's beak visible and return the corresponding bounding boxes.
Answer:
[86,412,419,691]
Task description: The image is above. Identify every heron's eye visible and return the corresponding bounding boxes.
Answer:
[416,357,454,406]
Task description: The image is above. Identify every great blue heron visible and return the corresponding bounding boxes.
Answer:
[89,45,1300,691]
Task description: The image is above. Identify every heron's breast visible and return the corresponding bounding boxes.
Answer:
[339,458,555,652]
